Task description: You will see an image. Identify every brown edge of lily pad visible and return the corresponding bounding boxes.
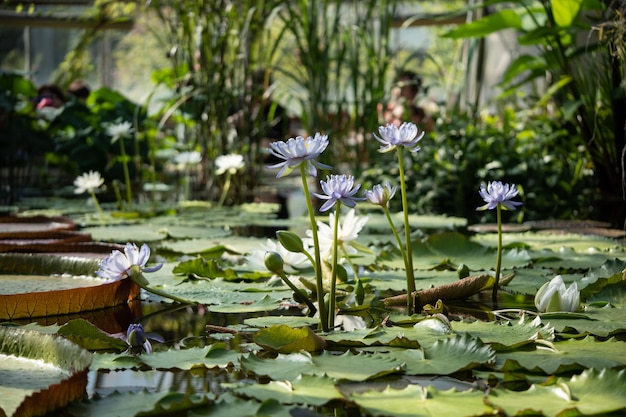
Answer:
[0,278,140,320]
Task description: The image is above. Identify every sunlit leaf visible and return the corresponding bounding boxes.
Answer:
[254,325,326,353]
[57,318,128,351]
[139,343,243,370]
[82,224,166,243]
[536,304,626,337]
[452,317,555,350]
[243,315,320,328]
[395,334,495,375]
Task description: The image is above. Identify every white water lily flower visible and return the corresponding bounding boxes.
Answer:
[306,209,369,259]
[74,170,104,194]
[96,243,162,281]
[106,121,133,143]
[174,151,202,167]
[216,153,245,175]
[534,275,580,313]
[246,239,311,274]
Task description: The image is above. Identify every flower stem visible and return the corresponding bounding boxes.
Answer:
[276,270,317,317]
[383,206,408,274]
[89,191,106,224]
[300,165,328,332]
[493,204,503,305]
[217,172,232,207]
[119,139,133,208]
[130,274,195,305]
[396,147,416,313]
[328,202,341,330]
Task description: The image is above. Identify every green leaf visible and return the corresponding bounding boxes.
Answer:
[253,325,326,353]
[172,258,238,281]
[230,374,343,407]
[442,9,522,39]
[496,336,626,374]
[552,0,584,27]
[452,317,555,350]
[350,385,488,417]
[396,334,495,375]
[139,343,243,371]
[57,318,128,351]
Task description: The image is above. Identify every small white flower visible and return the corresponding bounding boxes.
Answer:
[174,151,202,167]
[246,239,312,274]
[216,153,245,175]
[106,121,133,143]
[534,275,580,313]
[74,170,104,194]
[306,209,369,259]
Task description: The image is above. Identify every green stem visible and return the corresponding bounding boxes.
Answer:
[383,205,408,273]
[277,270,317,317]
[300,165,328,332]
[493,204,503,305]
[130,275,195,305]
[328,202,341,330]
[89,190,106,224]
[397,147,416,313]
[119,139,133,207]
[217,172,232,207]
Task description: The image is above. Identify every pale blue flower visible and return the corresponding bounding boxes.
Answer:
[534,275,580,313]
[365,182,397,207]
[96,243,162,281]
[267,133,332,178]
[476,181,523,211]
[374,122,424,153]
[313,174,364,212]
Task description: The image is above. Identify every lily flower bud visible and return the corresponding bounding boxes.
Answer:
[264,251,285,275]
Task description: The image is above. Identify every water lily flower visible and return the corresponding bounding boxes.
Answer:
[174,150,202,168]
[476,181,523,211]
[106,121,133,143]
[365,182,397,207]
[74,170,104,194]
[535,275,580,313]
[246,239,312,274]
[307,209,369,259]
[124,323,164,354]
[313,174,364,212]
[267,133,332,178]
[216,153,245,175]
[374,122,424,153]
[96,243,162,281]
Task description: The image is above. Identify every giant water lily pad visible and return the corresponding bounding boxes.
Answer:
[0,326,92,417]
[0,254,139,319]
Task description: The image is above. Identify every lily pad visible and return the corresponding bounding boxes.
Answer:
[0,326,92,417]
[0,254,140,320]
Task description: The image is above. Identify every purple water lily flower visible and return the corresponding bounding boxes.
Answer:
[267,133,332,178]
[476,181,523,211]
[374,122,424,153]
[124,323,164,354]
[365,182,397,207]
[313,174,364,212]
[96,243,162,281]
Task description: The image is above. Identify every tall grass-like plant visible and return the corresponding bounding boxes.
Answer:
[144,0,284,204]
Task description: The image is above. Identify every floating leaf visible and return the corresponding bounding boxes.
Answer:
[253,325,326,353]
[139,343,243,371]
[243,316,320,328]
[538,304,626,337]
[0,326,92,417]
[0,255,140,320]
[231,374,343,407]
[496,336,626,374]
[350,384,488,417]
[452,317,555,350]
[172,258,238,281]
[82,224,166,243]
[57,318,128,351]
[395,334,495,375]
